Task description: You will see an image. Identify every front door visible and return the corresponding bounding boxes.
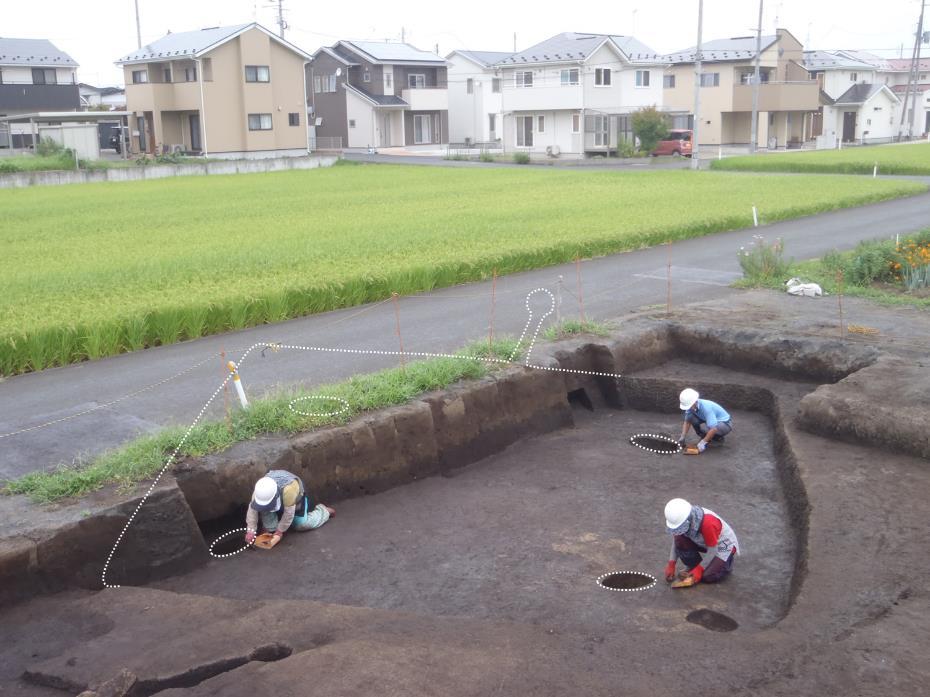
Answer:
[189,114,201,152]
[414,114,431,144]
[380,114,391,147]
[842,111,856,142]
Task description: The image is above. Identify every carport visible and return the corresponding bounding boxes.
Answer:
[0,110,132,159]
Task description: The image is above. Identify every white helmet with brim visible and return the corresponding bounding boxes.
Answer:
[251,476,279,512]
[679,388,699,411]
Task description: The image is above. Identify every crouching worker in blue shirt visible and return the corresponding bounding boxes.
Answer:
[244,469,335,547]
[677,388,732,453]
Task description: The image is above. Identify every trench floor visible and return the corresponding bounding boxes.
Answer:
[153,405,795,633]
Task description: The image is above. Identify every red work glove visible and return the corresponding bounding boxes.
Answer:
[245,530,256,544]
[664,561,677,583]
[688,565,704,584]
[272,530,283,538]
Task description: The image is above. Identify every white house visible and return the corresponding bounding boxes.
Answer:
[446,50,512,144]
[495,32,668,156]
[804,50,901,144]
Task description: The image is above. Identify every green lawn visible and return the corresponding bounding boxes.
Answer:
[0,164,925,375]
[710,141,930,175]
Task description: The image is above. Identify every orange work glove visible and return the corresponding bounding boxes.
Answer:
[665,561,677,583]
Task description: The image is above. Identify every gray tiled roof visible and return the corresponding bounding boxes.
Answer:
[497,32,662,66]
[665,35,777,63]
[803,50,875,71]
[0,38,78,67]
[452,50,513,67]
[117,24,251,63]
[346,84,408,107]
[836,50,891,70]
[342,41,445,64]
[833,83,884,104]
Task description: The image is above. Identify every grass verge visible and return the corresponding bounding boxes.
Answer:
[710,141,930,175]
[1,338,523,503]
[1,166,925,376]
[543,319,612,340]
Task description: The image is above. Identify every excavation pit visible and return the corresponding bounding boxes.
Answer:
[596,571,657,592]
[686,608,739,632]
[628,433,682,455]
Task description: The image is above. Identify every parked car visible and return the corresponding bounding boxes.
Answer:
[652,129,692,157]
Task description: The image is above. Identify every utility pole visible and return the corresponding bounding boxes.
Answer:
[691,0,704,169]
[899,1,926,138]
[909,3,927,139]
[513,33,517,52]
[276,0,286,38]
[134,0,142,49]
[401,27,405,43]
[750,0,764,153]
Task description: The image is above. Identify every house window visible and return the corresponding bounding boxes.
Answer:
[850,72,858,81]
[515,71,533,88]
[131,69,148,84]
[327,74,337,92]
[664,74,675,88]
[247,113,273,130]
[245,65,270,82]
[595,68,611,86]
[572,113,581,133]
[537,115,545,132]
[363,71,371,83]
[700,72,720,87]
[288,112,300,126]
[920,73,928,80]
[349,119,356,128]
[314,75,322,93]
[184,67,197,82]
[492,77,501,92]
[560,68,579,85]
[635,70,650,87]
[516,115,534,146]
[489,114,496,132]
[163,68,171,82]
[591,115,608,146]
[385,72,393,88]
[32,68,57,85]
[408,73,426,88]
[467,78,474,94]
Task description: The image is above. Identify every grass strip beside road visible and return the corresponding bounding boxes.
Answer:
[710,142,930,175]
[1,338,522,503]
[1,164,925,376]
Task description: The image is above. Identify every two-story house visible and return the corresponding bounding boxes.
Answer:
[0,38,80,148]
[663,29,820,148]
[804,51,900,145]
[446,50,512,144]
[496,33,668,156]
[116,23,312,158]
[884,57,930,137]
[308,41,449,150]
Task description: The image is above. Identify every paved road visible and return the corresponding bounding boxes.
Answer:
[2,186,929,480]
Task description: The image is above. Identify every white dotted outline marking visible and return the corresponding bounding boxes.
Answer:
[288,395,351,418]
[101,289,626,587]
[596,571,658,592]
[629,433,683,456]
[208,527,255,558]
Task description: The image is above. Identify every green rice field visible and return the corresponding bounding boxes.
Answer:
[710,141,930,175]
[0,163,925,375]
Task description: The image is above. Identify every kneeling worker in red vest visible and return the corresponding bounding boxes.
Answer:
[663,498,739,588]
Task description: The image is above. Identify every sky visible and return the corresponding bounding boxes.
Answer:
[4,0,928,87]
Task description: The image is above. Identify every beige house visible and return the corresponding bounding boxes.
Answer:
[663,29,820,148]
[116,23,312,158]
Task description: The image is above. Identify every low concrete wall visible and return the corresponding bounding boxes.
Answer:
[0,154,339,189]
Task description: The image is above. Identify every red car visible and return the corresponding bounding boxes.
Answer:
[652,129,692,157]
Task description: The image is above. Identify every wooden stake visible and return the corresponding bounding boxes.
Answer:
[575,255,586,322]
[392,292,406,368]
[836,270,846,340]
[666,241,673,315]
[489,268,497,352]
[221,349,232,433]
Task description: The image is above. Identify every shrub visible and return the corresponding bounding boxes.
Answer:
[616,140,638,159]
[845,239,898,285]
[479,152,495,163]
[513,152,531,165]
[35,137,64,157]
[737,235,790,284]
[631,106,670,155]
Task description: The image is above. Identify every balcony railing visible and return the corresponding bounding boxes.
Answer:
[731,80,820,112]
[0,83,80,111]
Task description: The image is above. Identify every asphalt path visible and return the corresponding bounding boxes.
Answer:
[1,183,928,480]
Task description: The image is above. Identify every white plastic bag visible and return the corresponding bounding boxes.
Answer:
[785,277,823,297]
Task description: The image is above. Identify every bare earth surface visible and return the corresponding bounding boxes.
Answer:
[1,289,929,696]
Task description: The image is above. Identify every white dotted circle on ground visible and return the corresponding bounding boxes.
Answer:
[596,571,658,592]
[208,527,255,559]
[629,433,683,455]
[288,395,351,418]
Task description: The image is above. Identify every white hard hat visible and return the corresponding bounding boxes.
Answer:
[252,476,278,508]
[665,498,692,531]
[679,388,699,411]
